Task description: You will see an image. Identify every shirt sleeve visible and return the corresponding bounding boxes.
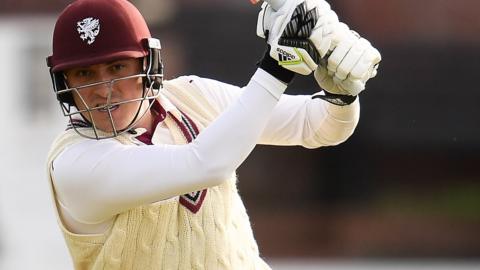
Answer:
[191,77,360,148]
[52,68,286,224]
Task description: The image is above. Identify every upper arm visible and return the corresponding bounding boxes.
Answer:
[258,94,321,146]
[189,78,360,148]
[259,94,361,148]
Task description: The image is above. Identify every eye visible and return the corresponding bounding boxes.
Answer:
[111,63,126,72]
[76,69,92,78]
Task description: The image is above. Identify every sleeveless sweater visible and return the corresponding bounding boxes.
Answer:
[46,76,271,270]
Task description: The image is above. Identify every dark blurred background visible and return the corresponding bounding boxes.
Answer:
[1,0,479,265]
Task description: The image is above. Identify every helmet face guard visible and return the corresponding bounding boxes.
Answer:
[49,38,164,140]
[46,0,164,140]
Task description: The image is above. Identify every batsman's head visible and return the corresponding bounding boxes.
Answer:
[47,0,163,139]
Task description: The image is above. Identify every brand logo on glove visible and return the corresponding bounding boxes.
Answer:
[77,17,100,45]
[277,47,297,62]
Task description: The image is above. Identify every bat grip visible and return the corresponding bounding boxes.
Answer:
[264,0,286,11]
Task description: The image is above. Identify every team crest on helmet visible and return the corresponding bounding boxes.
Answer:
[77,17,100,45]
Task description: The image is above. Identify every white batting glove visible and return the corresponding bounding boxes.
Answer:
[314,29,381,96]
[305,0,342,58]
[257,0,322,75]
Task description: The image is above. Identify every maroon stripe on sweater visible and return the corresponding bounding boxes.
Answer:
[170,110,207,214]
[181,111,200,136]
[169,112,193,142]
[179,189,207,214]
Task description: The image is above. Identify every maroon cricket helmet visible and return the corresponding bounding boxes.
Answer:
[46,0,163,140]
[47,0,152,72]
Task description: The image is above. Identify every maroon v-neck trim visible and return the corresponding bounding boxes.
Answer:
[134,100,206,214]
[135,101,167,145]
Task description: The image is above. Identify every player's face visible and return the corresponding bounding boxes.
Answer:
[65,58,153,133]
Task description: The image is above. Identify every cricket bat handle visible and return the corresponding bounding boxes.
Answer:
[252,0,285,11]
[265,0,285,11]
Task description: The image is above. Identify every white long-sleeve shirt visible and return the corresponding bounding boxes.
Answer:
[52,69,359,234]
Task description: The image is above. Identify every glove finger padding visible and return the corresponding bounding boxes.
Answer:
[350,46,381,80]
[337,42,381,96]
[272,2,322,75]
[333,38,370,81]
[308,12,343,58]
[314,64,363,96]
[257,0,305,42]
[258,1,324,75]
[315,32,382,96]
[314,64,335,92]
[327,31,360,76]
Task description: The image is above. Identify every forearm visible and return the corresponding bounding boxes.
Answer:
[53,69,286,224]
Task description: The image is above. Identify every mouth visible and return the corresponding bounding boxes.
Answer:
[97,104,120,112]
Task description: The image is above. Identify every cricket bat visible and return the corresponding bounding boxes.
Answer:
[250,0,286,11]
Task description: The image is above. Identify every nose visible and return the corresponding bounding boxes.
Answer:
[91,71,114,99]
[91,82,112,99]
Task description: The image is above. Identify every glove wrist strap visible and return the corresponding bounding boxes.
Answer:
[258,45,295,84]
[312,91,357,106]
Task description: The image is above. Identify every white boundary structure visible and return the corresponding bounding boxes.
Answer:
[0,16,71,270]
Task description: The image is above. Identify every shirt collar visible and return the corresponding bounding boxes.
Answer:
[133,94,175,144]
